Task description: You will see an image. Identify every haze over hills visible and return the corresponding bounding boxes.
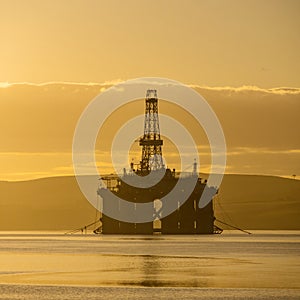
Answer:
[0,174,299,231]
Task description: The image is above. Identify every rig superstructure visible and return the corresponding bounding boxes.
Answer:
[97,90,220,234]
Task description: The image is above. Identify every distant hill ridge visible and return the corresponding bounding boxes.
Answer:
[0,174,299,230]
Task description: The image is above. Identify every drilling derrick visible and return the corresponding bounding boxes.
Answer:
[139,89,164,173]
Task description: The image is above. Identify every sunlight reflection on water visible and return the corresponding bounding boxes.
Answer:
[0,231,299,299]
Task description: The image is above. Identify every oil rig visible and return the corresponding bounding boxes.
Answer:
[97,90,220,234]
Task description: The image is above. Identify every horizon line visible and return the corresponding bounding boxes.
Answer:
[1,172,298,183]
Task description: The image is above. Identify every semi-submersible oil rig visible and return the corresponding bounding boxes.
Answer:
[97,90,221,234]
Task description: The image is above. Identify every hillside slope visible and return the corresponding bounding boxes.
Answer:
[0,175,299,230]
[214,175,300,230]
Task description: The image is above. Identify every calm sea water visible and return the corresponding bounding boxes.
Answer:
[0,231,299,299]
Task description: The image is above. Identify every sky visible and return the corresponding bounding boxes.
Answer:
[1,0,300,87]
[0,83,299,181]
[0,0,299,181]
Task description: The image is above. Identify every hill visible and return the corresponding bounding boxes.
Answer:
[0,174,299,231]
[214,174,300,230]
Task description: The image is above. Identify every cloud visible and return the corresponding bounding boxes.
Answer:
[190,84,300,95]
[0,151,72,156]
[1,81,300,95]
[0,82,11,88]
[0,80,123,89]
[230,147,300,155]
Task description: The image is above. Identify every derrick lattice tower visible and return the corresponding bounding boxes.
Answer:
[139,89,164,173]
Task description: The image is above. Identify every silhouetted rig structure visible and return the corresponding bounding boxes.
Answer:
[97,90,222,234]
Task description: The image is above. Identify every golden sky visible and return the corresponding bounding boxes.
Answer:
[0,1,299,181]
[0,83,299,181]
[1,0,300,87]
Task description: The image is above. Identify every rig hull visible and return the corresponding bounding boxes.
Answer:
[98,170,216,234]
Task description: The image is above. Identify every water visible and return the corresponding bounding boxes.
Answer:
[0,231,299,299]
